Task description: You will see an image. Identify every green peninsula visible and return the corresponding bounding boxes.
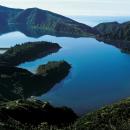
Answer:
[0,41,61,66]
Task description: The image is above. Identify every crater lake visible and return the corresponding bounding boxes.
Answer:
[1,16,130,115]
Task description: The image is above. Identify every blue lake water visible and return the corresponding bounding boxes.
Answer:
[1,16,130,115]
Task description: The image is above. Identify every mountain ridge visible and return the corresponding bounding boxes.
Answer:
[0,5,98,37]
[95,21,130,41]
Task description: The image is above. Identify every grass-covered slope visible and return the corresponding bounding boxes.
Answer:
[75,97,130,130]
[2,97,130,130]
[0,41,61,66]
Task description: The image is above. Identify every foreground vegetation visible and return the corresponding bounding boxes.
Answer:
[2,97,130,130]
[0,99,78,130]
[75,97,130,130]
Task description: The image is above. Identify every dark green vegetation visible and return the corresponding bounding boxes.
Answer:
[0,99,78,130]
[0,5,98,37]
[37,61,71,77]
[2,97,130,130]
[0,41,61,66]
[75,97,130,130]
[94,22,130,53]
[2,5,130,130]
[0,37,74,129]
[95,21,130,41]
[0,38,73,129]
[0,61,71,101]
[0,39,73,130]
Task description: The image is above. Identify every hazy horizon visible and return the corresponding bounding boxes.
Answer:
[0,0,130,17]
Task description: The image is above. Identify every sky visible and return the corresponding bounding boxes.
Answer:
[0,0,130,16]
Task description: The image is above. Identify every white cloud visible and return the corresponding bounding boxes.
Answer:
[0,0,130,16]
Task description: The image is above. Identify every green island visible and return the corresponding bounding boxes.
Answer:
[37,61,71,78]
[0,41,61,66]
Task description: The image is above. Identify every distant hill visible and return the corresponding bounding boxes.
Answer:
[0,5,98,37]
[95,21,130,41]
[0,5,22,26]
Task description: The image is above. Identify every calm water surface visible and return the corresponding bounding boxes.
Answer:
[1,16,130,115]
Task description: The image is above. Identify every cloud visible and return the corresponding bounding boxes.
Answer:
[0,0,130,16]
